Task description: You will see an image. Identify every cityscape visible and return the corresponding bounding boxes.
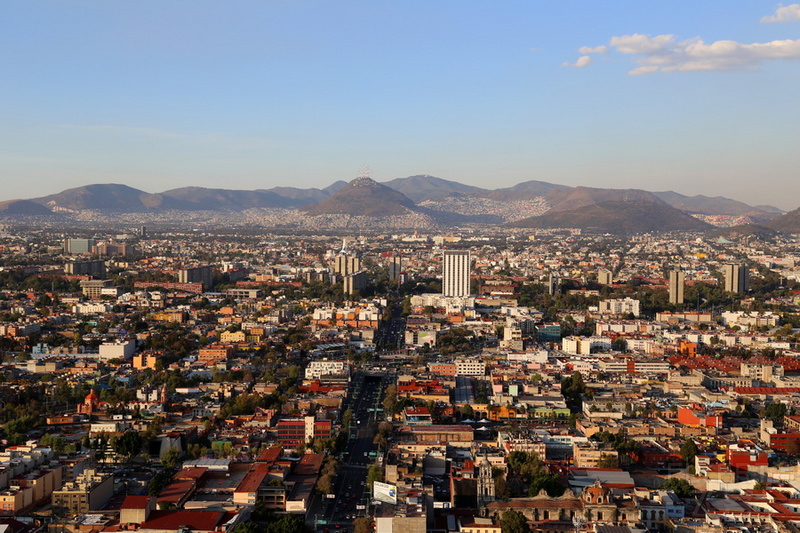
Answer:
[2,2,800,533]
[0,216,799,533]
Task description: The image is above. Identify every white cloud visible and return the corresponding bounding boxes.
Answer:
[578,45,608,54]
[761,3,800,23]
[562,55,593,68]
[570,32,800,74]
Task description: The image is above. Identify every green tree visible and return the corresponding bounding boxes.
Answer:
[661,477,695,499]
[680,438,698,465]
[765,402,788,421]
[501,510,530,533]
[114,431,143,459]
[366,461,384,488]
[595,453,619,469]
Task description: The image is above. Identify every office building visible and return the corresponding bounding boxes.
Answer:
[177,265,214,289]
[343,271,367,296]
[388,253,403,282]
[669,270,685,305]
[597,268,612,285]
[442,250,471,297]
[724,264,749,294]
[64,238,95,255]
[335,255,361,277]
[65,260,106,277]
[547,274,559,296]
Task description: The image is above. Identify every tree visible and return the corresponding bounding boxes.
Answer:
[661,477,695,499]
[765,402,788,421]
[114,431,143,460]
[595,453,619,469]
[162,446,180,469]
[680,438,698,465]
[501,510,530,533]
[342,408,354,429]
[366,461,384,488]
[383,385,398,415]
[265,515,306,533]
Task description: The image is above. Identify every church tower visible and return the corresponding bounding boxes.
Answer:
[477,454,495,511]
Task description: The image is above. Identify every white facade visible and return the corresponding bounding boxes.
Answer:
[598,297,641,317]
[98,339,136,361]
[455,359,486,376]
[304,359,348,380]
[442,250,471,297]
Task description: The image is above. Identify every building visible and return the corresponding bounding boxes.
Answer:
[177,266,213,289]
[52,469,113,514]
[304,360,348,380]
[64,238,95,255]
[66,260,106,277]
[442,250,471,297]
[275,417,332,446]
[724,263,749,294]
[98,340,136,361]
[597,268,612,285]
[343,271,367,296]
[197,345,233,365]
[388,253,403,282]
[573,442,619,468]
[79,279,112,298]
[598,298,640,317]
[669,269,685,305]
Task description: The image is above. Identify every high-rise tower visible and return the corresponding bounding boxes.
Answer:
[724,264,749,294]
[442,250,471,297]
[669,270,685,305]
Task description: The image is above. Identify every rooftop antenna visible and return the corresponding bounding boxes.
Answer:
[357,166,370,180]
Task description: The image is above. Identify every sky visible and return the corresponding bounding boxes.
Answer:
[1,1,799,209]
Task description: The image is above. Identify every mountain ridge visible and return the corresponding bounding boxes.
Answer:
[12,175,790,233]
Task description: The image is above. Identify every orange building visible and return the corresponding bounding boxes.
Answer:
[198,345,233,365]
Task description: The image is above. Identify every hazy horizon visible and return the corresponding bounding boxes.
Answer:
[2,1,799,209]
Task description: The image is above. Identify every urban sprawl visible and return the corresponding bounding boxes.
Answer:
[1,225,800,533]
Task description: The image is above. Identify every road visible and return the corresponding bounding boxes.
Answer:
[312,374,388,533]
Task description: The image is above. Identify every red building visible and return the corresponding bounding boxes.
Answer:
[677,406,722,428]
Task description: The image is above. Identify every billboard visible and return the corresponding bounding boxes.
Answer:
[373,481,397,505]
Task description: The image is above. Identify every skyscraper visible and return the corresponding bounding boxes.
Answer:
[442,250,471,297]
[669,270,685,305]
[597,268,612,285]
[724,263,749,294]
[388,253,403,282]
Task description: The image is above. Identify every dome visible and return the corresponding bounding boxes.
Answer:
[584,481,611,504]
[85,391,99,402]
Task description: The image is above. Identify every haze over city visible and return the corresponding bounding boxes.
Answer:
[2,1,800,208]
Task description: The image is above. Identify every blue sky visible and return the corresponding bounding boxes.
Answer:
[2,1,799,209]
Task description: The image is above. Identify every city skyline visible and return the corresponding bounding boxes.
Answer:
[2,2,799,208]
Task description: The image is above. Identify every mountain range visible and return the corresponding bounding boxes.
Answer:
[1,175,797,235]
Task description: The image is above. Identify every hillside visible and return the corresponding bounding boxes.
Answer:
[483,180,569,201]
[764,207,800,233]
[654,191,781,220]
[0,199,54,215]
[301,177,418,217]
[543,187,664,213]
[708,224,778,241]
[33,183,174,211]
[160,187,298,210]
[383,175,486,203]
[509,200,712,234]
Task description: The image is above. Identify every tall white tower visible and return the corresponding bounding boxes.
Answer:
[442,250,471,297]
